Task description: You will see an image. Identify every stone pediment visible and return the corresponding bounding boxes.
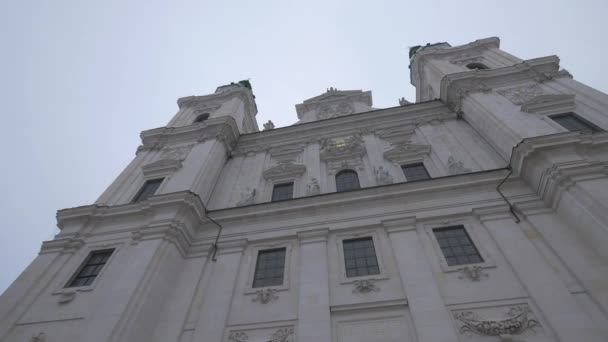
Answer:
[296,89,373,119]
[520,94,575,114]
[383,144,431,165]
[262,162,306,181]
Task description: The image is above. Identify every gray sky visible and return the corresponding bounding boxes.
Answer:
[1,0,607,293]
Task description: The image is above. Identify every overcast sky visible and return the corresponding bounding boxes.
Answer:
[1,0,607,293]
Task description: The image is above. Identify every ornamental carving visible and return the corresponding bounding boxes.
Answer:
[30,333,46,342]
[306,177,320,196]
[228,331,249,342]
[252,288,279,304]
[520,94,575,114]
[262,162,306,181]
[457,266,489,282]
[447,156,472,175]
[320,135,367,175]
[352,279,380,293]
[316,102,355,120]
[269,328,294,342]
[236,188,256,207]
[374,166,393,185]
[497,84,544,105]
[454,305,539,337]
[375,125,415,145]
[268,143,305,163]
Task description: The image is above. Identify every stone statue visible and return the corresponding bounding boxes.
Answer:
[263,120,275,130]
[374,166,393,185]
[236,188,256,206]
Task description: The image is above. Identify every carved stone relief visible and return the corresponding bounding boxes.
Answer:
[160,144,195,161]
[227,327,294,342]
[252,288,279,304]
[454,305,540,337]
[262,163,306,181]
[305,177,320,196]
[374,166,393,185]
[457,266,489,282]
[320,134,367,175]
[236,188,256,207]
[352,279,380,293]
[228,331,249,342]
[30,333,46,342]
[447,156,472,175]
[497,84,544,105]
[316,101,354,120]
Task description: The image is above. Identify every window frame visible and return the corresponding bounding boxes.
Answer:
[252,247,287,288]
[335,169,361,193]
[549,113,602,133]
[244,241,294,293]
[334,229,389,284]
[342,237,381,278]
[271,182,294,202]
[432,226,483,267]
[132,178,165,203]
[424,219,495,273]
[401,163,431,182]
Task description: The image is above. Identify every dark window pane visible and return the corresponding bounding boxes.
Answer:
[401,163,431,181]
[67,249,114,288]
[132,178,164,202]
[433,226,483,266]
[336,170,360,192]
[342,237,380,278]
[550,113,602,133]
[253,248,286,288]
[271,182,294,202]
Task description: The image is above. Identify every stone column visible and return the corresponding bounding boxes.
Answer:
[297,228,331,342]
[474,205,604,342]
[190,239,247,342]
[383,218,459,342]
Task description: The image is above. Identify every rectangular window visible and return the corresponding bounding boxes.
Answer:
[343,237,380,278]
[433,226,483,266]
[253,248,286,288]
[550,113,602,133]
[271,182,294,202]
[67,249,114,287]
[402,163,430,181]
[132,178,164,202]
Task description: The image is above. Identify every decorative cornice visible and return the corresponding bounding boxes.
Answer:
[177,86,257,117]
[520,94,575,114]
[472,205,514,222]
[232,101,454,157]
[382,217,417,233]
[141,159,182,179]
[56,191,209,233]
[137,117,239,154]
[440,56,571,112]
[297,228,329,244]
[295,90,372,119]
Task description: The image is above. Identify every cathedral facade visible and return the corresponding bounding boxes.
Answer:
[2,37,608,342]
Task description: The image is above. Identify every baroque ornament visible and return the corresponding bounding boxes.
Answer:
[30,333,46,342]
[262,162,306,181]
[268,327,294,342]
[454,305,539,337]
[320,134,367,174]
[374,166,393,185]
[316,101,354,120]
[252,288,279,304]
[228,331,249,342]
[457,265,489,282]
[160,144,194,161]
[306,177,320,196]
[447,156,472,175]
[497,84,544,105]
[352,279,380,293]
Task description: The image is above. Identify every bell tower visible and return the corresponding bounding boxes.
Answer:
[409,37,608,159]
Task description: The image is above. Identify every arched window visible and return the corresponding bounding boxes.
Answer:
[193,113,210,123]
[466,63,489,70]
[335,169,360,192]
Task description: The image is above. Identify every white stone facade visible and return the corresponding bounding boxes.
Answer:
[2,38,608,342]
